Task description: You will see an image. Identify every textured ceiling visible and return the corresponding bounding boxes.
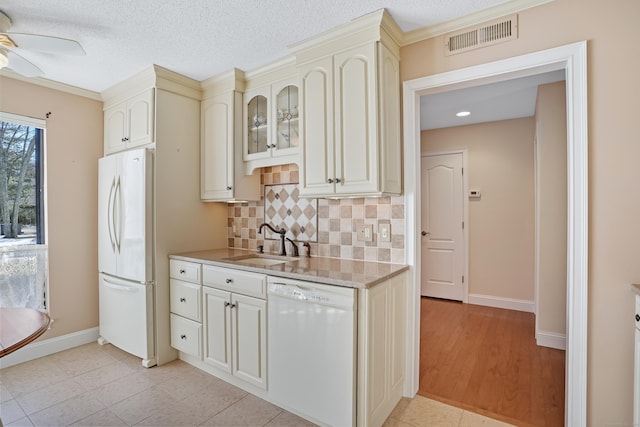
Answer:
[1,0,513,92]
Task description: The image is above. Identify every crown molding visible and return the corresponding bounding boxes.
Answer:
[0,69,102,101]
[401,0,555,46]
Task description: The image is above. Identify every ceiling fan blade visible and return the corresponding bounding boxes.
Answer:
[8,33,85,55]
[6,50,43,77]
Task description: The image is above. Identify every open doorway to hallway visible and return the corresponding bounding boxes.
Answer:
[403,42,589,426]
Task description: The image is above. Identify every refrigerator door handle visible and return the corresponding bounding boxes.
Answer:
[107,178,116,252]
[103,279,140,293]
[114,176,122,253]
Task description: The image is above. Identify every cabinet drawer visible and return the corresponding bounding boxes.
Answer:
[202,265,266,299]
[170,259,201,283]
[170,279,201,322]
[170,313,202,358]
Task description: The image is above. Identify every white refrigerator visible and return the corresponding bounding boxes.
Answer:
[98,148,156,367]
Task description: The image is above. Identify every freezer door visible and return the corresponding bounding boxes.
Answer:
[99,273,156,366]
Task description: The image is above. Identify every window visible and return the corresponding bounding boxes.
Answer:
[0,112,47,311]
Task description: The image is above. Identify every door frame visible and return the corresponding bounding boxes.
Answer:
[402,41,588,426]
[421,150,469,303]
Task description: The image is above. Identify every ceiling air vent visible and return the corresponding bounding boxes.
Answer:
[445,14,518,56]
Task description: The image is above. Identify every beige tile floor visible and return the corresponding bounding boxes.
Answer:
[0,342,514,427]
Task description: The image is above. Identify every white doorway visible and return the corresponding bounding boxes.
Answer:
[420,152,466,301]
[402,42,588,426]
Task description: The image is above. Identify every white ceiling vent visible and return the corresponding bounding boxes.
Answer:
[445,14,518,56]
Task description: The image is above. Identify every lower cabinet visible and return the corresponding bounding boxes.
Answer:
[202,265,268,390]
[202,286,267,390]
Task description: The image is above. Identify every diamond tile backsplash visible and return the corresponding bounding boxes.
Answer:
[227,164,405,264]
[264,184,318,242]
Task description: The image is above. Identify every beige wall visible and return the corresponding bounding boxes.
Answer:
[0,76,103,339]
[422,118,536,302]
[401,0,640,424]
[535,81,567,337]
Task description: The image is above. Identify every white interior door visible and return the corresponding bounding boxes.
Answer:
[421,153,465,300]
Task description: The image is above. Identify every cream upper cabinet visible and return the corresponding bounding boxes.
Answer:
[242,75,300,172]
[294,10,402,198]
[200,71,260,202]
[104,89,154,155]
[299,42,401,198]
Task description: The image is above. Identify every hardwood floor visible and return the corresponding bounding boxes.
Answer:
[418,297,565,427]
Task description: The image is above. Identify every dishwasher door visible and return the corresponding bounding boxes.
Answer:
[267,277,356,427]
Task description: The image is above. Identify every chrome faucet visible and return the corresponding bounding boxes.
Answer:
[258,223,286,256]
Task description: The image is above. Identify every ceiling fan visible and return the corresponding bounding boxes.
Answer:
[0,10,85,77]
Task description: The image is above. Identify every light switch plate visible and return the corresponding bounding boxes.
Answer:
[379,223,391,242]
[357,224,373,242]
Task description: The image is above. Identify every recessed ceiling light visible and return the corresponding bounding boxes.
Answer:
[456,111,471,117]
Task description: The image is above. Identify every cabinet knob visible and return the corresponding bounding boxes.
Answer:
[230,303,236,309]
[180,334,187,340]
[226,186,232,191]
[179,269,186,274]
[636,314,640,322]
[123,137,129,142]
[327,178,333,184]
[335,178,341,183]
[225,278,233,284]
[179,297,186,302]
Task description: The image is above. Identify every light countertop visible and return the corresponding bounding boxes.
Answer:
[170,248,409,289]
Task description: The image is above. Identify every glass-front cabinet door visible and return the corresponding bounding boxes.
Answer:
[243,79,300,166]
[274,83,299,152]
[245,89,270,159]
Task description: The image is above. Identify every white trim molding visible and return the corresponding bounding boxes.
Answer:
[468,294,535,313]
[0,327,100,369]
[402,41,588,426]
[0,69,102,101]
[536,330,567,350]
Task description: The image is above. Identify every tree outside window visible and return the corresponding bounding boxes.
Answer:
[0,121,43,244]
[0,118,47,310]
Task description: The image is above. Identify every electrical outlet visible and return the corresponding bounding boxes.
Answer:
[357,224,373,242]
[379,223,391,242]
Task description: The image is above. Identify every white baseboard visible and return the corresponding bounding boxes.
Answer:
[0,327,100,369]
[467,293,535,313]
[536,330,566,350]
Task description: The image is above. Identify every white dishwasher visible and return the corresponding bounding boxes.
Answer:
[267,277,356,427]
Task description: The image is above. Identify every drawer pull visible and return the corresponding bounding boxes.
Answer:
[225,278,233,284]
[224,301,230,307]
[180,334,187,340]
[179,297,186,302]
[179,269,186,274]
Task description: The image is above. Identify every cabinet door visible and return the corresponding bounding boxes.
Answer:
[272,77,300,156]
[232,293,267,389]
[201,94,234,200]
[127,89,155,149]
[104,102,127,154]
[299,56,334,196]
[244,87,271,161]
[334,44,379,195]
[203,287,232,373]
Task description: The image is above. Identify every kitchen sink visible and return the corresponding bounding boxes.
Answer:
[224,255,290,267]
